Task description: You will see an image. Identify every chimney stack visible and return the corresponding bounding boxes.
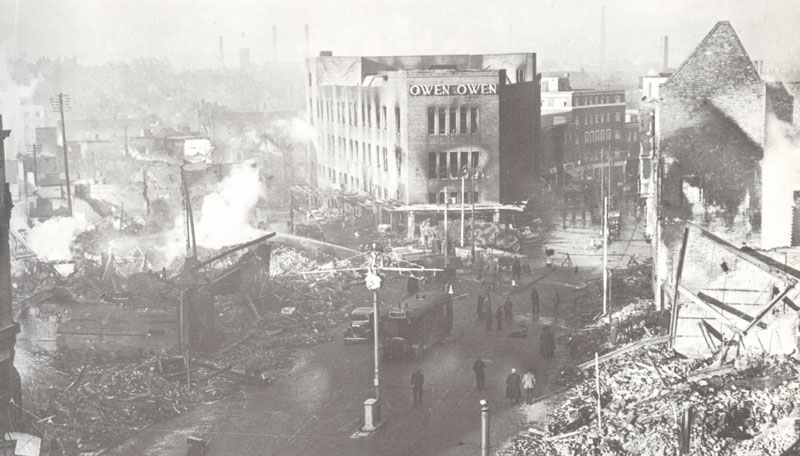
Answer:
[304,24,310,59]
[662,35,669,72]
[218,36,224,68]
[272,25,278,63]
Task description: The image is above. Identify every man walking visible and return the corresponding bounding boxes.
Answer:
[504,296,513,324]
[495,305,504,331]
[505,368,521,404]
[411,368,424,407]
[477,294,485,323]
[522,369,536,404]
[473,358,486,391]
[511,257,521,286]
[530,287,540,323]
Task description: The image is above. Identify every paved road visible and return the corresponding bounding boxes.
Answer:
[108,265,581,456]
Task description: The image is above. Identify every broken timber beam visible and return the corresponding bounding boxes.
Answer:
[688,222,798,285]
[742,284,794,335]
[696,291,768,330]
[194,232,276,271]
[677,284,742,330]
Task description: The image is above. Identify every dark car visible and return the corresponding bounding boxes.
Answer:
[343,307,374,344]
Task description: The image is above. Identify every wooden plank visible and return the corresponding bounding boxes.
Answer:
[696,292,768,329]
[577,336,669,371]
[677,284,741,330]
[742,285,794,335]
[670,227,690,348]
[689,222,798,284]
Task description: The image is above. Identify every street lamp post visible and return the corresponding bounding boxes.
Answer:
[365,256,382,401]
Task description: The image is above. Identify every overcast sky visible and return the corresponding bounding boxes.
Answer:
[2,0,799,73]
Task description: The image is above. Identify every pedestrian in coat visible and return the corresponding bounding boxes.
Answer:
[504,297,513,324]
[411,369,424,406]
[473,358,486,391]
[511,257,522,285]
[521,370,536,404]
[495,305,504,331]
[530,287,540,323]
[485,301,493,331]
[505,368,522,404]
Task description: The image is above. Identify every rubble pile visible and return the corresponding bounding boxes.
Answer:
[507,343,800,456]
[29,352,238,454]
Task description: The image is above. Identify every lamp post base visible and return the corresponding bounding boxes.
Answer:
[362,397,382,432]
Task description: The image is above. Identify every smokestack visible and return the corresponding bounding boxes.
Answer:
[304,24,310,59]
[272,25,277,63]
[600,5,606,75]
[218,36,224,68]
[662,35,669,72]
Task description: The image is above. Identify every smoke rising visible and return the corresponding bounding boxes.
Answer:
[761,115,800,249]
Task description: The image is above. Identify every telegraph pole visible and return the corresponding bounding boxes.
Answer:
[51,93,73,217]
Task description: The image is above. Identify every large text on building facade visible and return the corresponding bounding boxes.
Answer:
[408,83,497,97]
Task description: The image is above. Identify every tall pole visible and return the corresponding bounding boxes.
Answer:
[595,352,602,432]
[471,173,476,262]
[599,146,604,223]
[444,190,449,268]
[31,145,39,186]
[371,253,381,401]
[460,173,465,247]
[480,399,490,456]
[603,196,608,316]
[55,93,73,217]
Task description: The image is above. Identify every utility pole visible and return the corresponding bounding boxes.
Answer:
[31,144,39,187]
[50,93,73,217]
[480,399,490,456]
[443,189,449,268]
[603,196,608,316]
[460,171,466,247]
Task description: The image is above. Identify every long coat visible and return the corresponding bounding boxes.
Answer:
[506,372,521,399]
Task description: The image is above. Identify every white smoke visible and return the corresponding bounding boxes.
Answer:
[160,160,266,264]
[195,160,265,248]
[27,213,90,262]
[0,50,42,160]
[761,115,800,249]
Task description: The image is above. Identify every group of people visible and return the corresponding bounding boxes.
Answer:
[472,360,537,405]
[476,293,515,331]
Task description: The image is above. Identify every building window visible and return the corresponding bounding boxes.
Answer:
[470,107,479,133]
[449,152,458,177]
[471,151,479,170]
[459,107,468,134]
[614,112,621,122]
[516,68,525,82]
[584,132,590,143]
[428,193,437,204]
[428,107,435,135]
[375,145,380,169]
[449,108,456,135]
[615,130,622,140]
[438,152,448,178]
[361,103,366,126]
[437,192,445,204]
[438,108,446,135]
[576,116,581,126]
[381,106,387,130]
[460,151,469,175]
[395,147,403,177]
[367,105,372,128]
[395,106,401,133]
[428,153,437,178]
[382,147,388,172]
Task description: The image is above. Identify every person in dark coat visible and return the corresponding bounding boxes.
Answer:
[530,287,540,323]
[505,368,522,404]
[411,369,424,406]
[495,305,504,331]
[511,257,522,285]
[473,358,486,390]
[540,326,555,360]
[504,297,513,324]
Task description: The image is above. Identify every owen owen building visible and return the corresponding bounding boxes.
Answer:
[304,52,541,232]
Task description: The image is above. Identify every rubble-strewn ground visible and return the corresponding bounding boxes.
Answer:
[15,243,383,455]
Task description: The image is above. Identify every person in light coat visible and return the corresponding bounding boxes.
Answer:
[521,369,536,404]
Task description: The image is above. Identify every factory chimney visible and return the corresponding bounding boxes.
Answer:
[272,25,278,63]
[662,35,669,72]
[600,5,606,76]
[304,24,310,59]
[218,36,224,68]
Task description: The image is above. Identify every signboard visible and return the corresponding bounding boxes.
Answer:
[408,83,497,97]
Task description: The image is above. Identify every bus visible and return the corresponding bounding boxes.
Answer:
[382,291,453,361]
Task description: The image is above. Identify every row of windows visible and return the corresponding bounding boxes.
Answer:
[428,191,480,204]
[319,164,394,200]
[427,106,479,135]
[575,94,624,106]
[316,98,401,133]
[575,111,622,126]
[324,135,403,175]
[427,151,480,179]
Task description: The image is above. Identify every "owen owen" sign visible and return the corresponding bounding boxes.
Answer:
[408,83,497,97]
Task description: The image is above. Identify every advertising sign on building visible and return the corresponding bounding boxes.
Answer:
[408,83,497,97]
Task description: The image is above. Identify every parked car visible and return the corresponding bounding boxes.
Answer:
[343,307,374,344]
